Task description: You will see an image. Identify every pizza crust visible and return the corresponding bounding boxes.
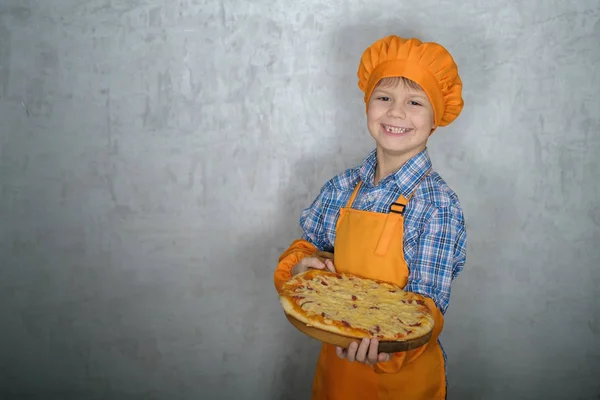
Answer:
[280,295,353,337]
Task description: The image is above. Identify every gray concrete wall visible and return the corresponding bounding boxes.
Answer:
[0,1,599,399]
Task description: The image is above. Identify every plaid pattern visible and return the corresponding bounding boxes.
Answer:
[299,148,467,314]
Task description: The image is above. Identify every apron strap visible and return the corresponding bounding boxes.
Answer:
[386,167,431,215]
[375,200,405,256]
[345,180,363,208]
[375,168,432,256]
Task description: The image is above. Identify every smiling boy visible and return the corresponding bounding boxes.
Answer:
[366,76,437,180]
[274,35,467,400]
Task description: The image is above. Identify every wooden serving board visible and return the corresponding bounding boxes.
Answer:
[285,313,432,353]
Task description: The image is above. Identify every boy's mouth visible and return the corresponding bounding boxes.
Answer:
[382,124,413,135]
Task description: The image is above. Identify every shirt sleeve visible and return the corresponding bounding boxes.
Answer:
[298,181,336,253]
[403,204,467,314]
[273,182,337,292]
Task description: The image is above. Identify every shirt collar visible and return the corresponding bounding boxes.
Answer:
[357,148,432,197]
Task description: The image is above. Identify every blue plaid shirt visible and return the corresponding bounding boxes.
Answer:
[299,148,467,315]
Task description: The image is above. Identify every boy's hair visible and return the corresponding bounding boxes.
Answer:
[376,76,423,92]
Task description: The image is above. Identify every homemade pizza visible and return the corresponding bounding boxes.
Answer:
[279,269,435,351]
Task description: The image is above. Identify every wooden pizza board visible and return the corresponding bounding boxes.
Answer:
[284,313,433,353]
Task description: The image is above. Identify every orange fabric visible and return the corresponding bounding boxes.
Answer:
[310,181,447,400]
[274,239,318,293]
[357,35,464,129]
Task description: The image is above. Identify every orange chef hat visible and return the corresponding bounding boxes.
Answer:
[357,35,464,129]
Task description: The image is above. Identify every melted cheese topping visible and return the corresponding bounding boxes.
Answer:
[285,272,433,339]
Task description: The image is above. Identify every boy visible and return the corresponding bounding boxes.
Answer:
[274,35,467,400]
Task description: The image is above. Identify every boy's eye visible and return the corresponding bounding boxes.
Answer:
[377,96,391,102]
[409,100,422,106]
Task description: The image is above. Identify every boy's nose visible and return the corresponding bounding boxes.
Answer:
[388,104,406,119]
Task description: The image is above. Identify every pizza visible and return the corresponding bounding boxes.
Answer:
[279,269,434,343]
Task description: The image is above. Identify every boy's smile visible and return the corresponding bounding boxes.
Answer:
[381,123,413,136]
[366,78,435,169]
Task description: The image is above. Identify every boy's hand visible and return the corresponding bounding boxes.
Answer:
[291,257,336,276]
[335,338,391,365]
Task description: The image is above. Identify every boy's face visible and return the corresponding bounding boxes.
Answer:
[367,79,434,161]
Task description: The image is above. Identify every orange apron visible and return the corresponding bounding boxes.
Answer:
[311,179,447,400]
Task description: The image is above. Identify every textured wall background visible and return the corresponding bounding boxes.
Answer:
[1,0,599,399]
